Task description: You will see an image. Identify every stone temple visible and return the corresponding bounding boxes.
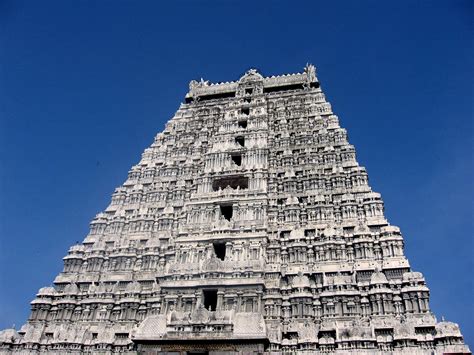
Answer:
[0,65,469,354]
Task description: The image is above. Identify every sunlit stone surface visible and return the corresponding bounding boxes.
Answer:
[0,66,469,354]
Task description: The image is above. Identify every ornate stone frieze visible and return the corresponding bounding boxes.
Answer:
[0,65,469,354]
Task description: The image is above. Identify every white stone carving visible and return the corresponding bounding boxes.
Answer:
[0,65,468,354]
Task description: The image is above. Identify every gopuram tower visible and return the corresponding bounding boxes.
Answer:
[0,65,469,354]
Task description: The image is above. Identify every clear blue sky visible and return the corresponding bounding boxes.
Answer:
[0,0,472,346]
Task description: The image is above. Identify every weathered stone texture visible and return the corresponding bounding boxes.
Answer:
[0,65,469,354]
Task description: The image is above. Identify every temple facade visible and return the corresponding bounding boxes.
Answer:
[0,65,469,354]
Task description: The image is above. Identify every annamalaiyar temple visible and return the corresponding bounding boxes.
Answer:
[0,65,469,354]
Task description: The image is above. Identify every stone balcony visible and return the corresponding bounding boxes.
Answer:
[134,308,267,346]
[167,257,265,275]
[190,186,266,201]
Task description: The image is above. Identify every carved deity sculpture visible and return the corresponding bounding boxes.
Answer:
[1,65,468,355]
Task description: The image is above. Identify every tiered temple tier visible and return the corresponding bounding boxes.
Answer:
[0,65,468,355]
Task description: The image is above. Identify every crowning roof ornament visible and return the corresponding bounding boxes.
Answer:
[304,62,317,82]
[189,78,209,91]
[186,64,319,99]
[239,68,264,82]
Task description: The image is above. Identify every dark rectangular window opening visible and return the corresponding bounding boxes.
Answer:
[203,289,218,311]
[318,330,336,339]
[282,332,298,340]
[238,120,248,129]
[115,333,129,339]
[212,175,249,191]
[244,97,252,103]
[245,88,253,95]
[263,83,305,93]
[375,328,394,337]
[305,229,316,237]
[185,91,235,103]
[213,242,226,261]
[220,204,233,221]
[241,107,250,116]
[235,136,245,147]
[231,153,242,166]
[415,326,435,335]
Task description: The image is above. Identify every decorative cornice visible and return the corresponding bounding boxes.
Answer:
[186,64,317,99]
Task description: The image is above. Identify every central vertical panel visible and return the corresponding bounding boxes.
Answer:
[145,70,270,352]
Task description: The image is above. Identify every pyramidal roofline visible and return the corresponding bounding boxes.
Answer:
[0,62,469,354]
